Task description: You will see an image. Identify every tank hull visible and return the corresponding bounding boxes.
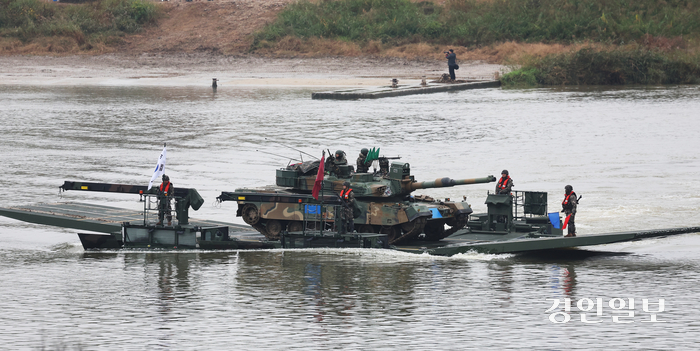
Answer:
[219,189,431,244]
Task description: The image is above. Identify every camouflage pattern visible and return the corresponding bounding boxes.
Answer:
[356,153,370,173]
[218,159,495,244]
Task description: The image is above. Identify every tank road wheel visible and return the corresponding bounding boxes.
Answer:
[266,220,283,239]
[358,224,377,234]
[288,221,303,233]
[381,226,402,244]
[423,221,447,241]
[241,204,260,225]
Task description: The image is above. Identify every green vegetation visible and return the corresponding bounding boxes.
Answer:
[501,47,700,86]
[0,0,158,48]
[254,0,700,47]
[254,0,700,85]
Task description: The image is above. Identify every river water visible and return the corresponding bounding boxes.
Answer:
[1,84,699,350]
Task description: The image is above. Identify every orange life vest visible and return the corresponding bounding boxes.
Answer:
[160,182,172,196]
[340,188,353,200]
[562,191,576,210]
[497,176,511,190]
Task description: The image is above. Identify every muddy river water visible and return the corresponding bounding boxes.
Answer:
[1,84,699,349]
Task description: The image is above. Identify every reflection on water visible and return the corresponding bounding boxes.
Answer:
[1,85,700,349]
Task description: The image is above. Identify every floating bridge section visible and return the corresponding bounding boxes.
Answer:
[312,80,501,100]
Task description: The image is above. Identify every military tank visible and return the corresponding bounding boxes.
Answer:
[217,155,495,245]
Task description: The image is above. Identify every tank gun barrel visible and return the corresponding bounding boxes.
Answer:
[410,175,496,190]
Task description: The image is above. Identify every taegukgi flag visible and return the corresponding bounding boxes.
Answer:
[148,143,167,190]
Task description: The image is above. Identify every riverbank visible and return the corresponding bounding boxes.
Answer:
[0,54,504,87]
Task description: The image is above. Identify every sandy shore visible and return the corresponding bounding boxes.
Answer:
[0,54,505,87]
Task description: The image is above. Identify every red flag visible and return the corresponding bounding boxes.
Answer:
[312,153,325,200]
[563,214,571,229]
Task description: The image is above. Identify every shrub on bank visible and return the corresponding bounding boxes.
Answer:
[501,47,700,86]
[0,0,158,49]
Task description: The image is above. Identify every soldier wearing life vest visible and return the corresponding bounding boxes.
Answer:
[495,170,513,195]
[339,181,355,233]
[157,174,174,226]
[562,185,577,237]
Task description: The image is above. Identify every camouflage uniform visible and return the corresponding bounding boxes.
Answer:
[339,183,355,233]
[158,176,174,226]
[495,170,513,194]
[356,152,370,173]
[334,152,347,166]
[328,150,347,175]
[562,185,577,237]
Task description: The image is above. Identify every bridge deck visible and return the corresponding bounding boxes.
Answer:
[0,202,253,234]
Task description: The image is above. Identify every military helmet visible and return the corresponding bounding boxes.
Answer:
[501,169,509,175]
[565,185,573,192]
[361,148,368,155]
[343,181,350,187]
[162,174,169,181]
[335,150,344,157]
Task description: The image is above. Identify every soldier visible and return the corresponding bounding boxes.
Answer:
[339,181,355,233]
[562,185,578,237]
[334,150,347,166]
[356,148,370,173]
[495,170,513,194]
[327,149,348,175]
[157,174,174,226]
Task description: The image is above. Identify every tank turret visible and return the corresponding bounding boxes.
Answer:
[219,153,496,245]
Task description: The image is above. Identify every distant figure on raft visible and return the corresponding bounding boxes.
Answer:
[157,174,174,226]
[444,49,459,81]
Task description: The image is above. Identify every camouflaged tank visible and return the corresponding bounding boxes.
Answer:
[217,158,495,245]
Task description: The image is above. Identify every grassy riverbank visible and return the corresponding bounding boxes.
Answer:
[254,0,700,48]
[3,0,700,85]
[0,0,159,53]
[253,0,700,85]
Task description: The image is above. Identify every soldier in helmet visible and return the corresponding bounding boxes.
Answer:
[334,150,347,166]
[356,148,370,173]
[562,185,578,237]
[495,170,513,194]
[339,181,355,233]
[326,149,348,175]
[157,174,174,226]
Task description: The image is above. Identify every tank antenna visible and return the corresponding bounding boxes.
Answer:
[256,150,302,162]
[265,138,319,160]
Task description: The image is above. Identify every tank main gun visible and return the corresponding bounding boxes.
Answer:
[409,175,496,190]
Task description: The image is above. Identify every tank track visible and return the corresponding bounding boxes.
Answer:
[251,222,278,241]
[389,217,428,245]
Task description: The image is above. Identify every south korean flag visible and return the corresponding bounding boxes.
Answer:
[148,143,167,190]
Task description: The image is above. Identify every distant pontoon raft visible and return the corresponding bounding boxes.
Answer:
[311,79,501,100]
